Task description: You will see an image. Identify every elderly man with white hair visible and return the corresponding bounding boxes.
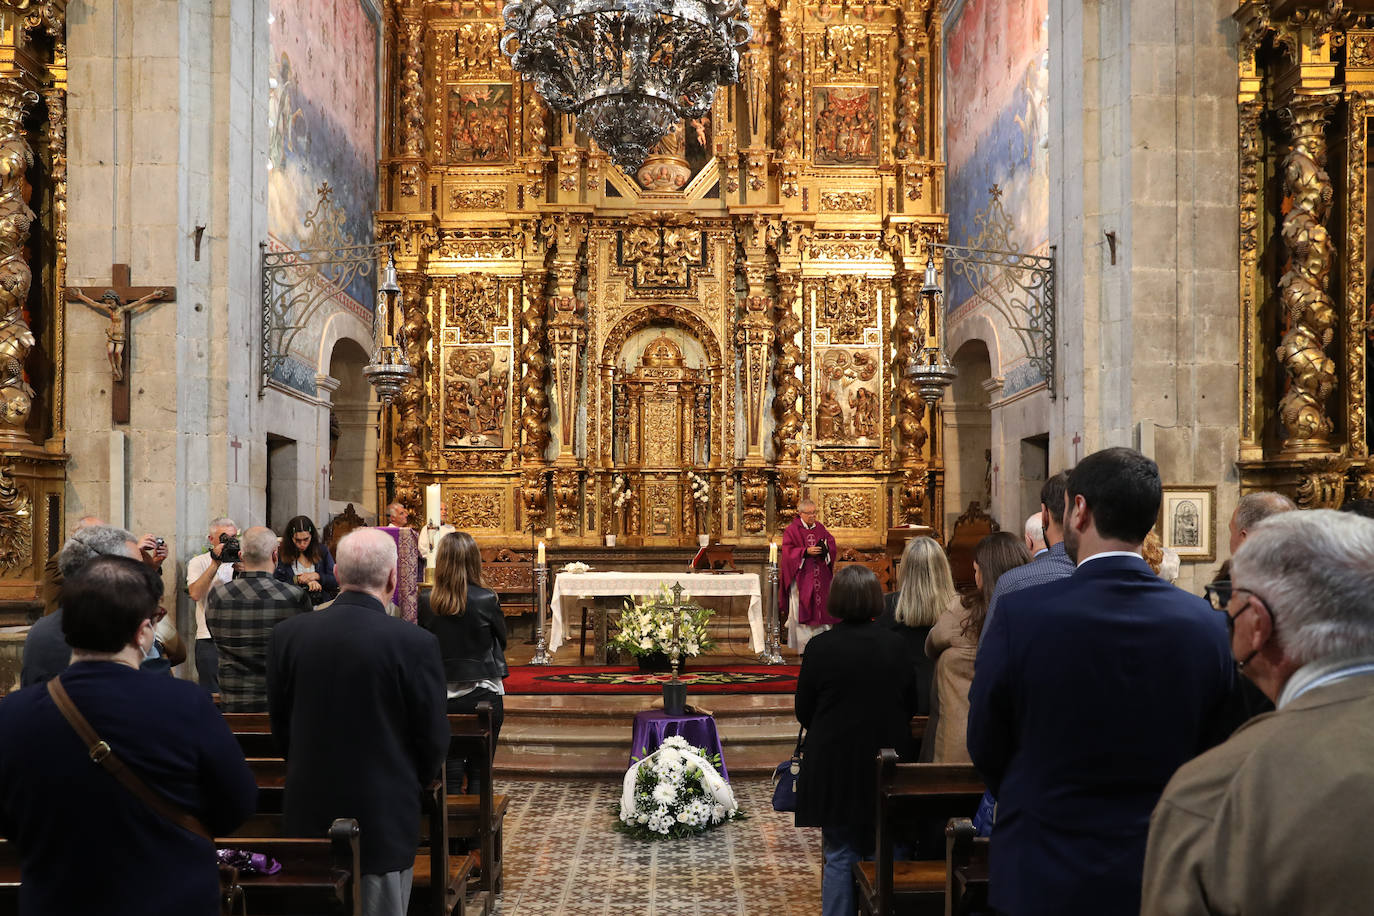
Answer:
[1142,509,1374,914]
[267,527,448,916]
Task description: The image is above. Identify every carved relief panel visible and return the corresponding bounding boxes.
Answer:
[436,275,520,455]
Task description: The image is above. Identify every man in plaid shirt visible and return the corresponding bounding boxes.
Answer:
[207,526,309,712]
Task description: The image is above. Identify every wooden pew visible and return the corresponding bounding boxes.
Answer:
[853,750,985,916]
[446,705,508,907]
[479,547,536,619]
[944,817,989,916]
[0,819,362,916]
[223,711,278,758]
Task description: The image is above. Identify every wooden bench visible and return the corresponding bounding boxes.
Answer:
[445,705,507,905]
[0,818,362,915]
[223,711,278,758]
[853,750,985,916]
[835,547,896,593]
[944,817,989,916]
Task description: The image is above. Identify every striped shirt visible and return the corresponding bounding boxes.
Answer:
[979,540,1076,646]
[207,571,310,712]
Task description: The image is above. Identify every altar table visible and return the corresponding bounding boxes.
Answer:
[629,709,729,782]
[549,571,764,655]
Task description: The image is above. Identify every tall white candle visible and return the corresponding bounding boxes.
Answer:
[425,484,441,527]
[769,541,778,564]
[537,541,546,565]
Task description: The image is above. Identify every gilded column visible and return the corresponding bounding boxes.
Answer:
[521,82,549,201]
[737,295,773,462]
[391,274,431,466]
[518,273,551,461]
[893,272,928,524]
[1346,90,1370,460]
[393,10,426,205]
[771,272,803,461]
[775,0,803,199]
[1276,96,1340,454]
[548,295,585,464]
[44,48,66,441]
[894,0,924,161]
[0,80,38,446]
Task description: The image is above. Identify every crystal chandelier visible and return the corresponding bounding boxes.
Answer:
[363,248,416,406]
[500,0,753,172]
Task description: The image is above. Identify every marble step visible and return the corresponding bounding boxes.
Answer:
[494,694,799,777]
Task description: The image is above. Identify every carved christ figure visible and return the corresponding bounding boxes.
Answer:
[69,287,168,381]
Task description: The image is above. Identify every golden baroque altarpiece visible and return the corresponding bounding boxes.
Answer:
[1235,2,1374,508]
[376,0,948,549]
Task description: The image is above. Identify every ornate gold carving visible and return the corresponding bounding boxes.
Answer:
[548,295,586,458]
[392,275,431,465]
[773,274,804,462]
[898,465,927,525]
[452,21,507,78]
[740,469,768,534]
[443,347,510,448]
[893,274,928,460]
[0,81,38,445]
[553,468,580,533]
[818,275,876,342]
[818,450,876,470]
[820,190,874,212]
[0,465,32,574]
[19,1,64,37]
[801,231,888,260]
[393,469,423,524]
[45,74,67,437]
[451,490,503,529]
[821,491,873,528]
[1239,98,1263,448]
[443,274,502,341]
[519,277,551,461]
[450,187,506,210]
[1277,97,1340,451]
[894,0,924,160]
[619,214,704,288]
[776,0,803,196]
[1295,454,1349,509]
[437,228,521,260]
[824,24,870,76]
[446,451,507,471]
[400,18,425,160]
[1347,94,1369,458]
[520,469,548,530]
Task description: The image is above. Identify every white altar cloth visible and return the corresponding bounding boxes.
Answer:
[549,570,764,654]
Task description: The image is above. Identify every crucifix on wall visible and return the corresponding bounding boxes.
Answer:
[65,264,176,424]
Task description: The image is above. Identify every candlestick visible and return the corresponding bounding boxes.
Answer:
[762,560,783,664]
[425,483,441,528]
[537,540,546,564]
[768,540,778,564]
[531,560,551,665]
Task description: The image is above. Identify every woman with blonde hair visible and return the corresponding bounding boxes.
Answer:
[878,536,955,718]
[926,531,1030,763]
[418,531,508,794]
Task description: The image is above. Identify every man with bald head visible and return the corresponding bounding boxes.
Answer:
[206,526,309,712]
[267,527,448,916]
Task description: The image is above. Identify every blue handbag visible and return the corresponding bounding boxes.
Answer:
[771,728,805,812]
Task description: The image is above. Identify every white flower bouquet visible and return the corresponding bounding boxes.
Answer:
[609,585,714,659]
[687,471,710,507]
[617,736,741,839]
[610,474,634,510]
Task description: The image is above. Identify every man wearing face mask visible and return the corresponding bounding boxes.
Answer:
[967,447,1236,916]
[1142,509,1374,914]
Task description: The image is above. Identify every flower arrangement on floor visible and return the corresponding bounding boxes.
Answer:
[610,585,714,659]
[617,736,741,839]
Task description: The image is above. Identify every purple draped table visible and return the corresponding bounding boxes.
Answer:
[375,526,420,623]
[629,710,729,782]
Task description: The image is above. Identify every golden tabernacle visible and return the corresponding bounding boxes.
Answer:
[375,0,948,552]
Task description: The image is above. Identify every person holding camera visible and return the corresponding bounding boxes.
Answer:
[186,517,240,694]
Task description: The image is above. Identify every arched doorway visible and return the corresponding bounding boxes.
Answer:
[328,337,376,518]
[945,339,994,532]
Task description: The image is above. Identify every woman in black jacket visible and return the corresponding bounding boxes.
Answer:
[418,530,508,794]
[795,564,918,916]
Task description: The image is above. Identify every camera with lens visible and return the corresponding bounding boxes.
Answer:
[218,532,242,564]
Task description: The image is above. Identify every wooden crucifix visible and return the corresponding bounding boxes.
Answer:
[65,264,176,424]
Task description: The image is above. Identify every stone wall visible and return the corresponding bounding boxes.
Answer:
[1049,0,1240,589]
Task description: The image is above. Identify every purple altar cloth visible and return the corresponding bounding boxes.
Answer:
[629,710,729,782]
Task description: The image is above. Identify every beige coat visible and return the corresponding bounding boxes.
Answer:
[1143,671,1374,915]
[926,596,977,764]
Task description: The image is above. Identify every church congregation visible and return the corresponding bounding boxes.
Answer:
[5,0,1374,914]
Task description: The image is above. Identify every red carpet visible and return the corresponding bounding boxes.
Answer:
[504,664,800,695]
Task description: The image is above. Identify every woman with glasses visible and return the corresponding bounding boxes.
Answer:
[0,555,256,914]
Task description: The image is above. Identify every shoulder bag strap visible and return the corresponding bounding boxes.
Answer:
[47,675,213,841]
[794,726,805,758]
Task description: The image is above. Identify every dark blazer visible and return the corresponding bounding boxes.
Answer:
[266,590,448,875]
[794,620,918,832]
[417,584,509,684]
[878,593,935,717]
[19,609,68,687]
[967,555,1236,916]
[0,661,257,915]
[273,543,339,598]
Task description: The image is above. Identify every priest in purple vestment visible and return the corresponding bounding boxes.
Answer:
[780,498,839,652]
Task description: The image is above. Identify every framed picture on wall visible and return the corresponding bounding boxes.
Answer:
[1159,486,1217,562]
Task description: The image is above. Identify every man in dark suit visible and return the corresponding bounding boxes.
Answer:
[967,447,1235,916]
[267,527,448,916]
[980,471,1074,643]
